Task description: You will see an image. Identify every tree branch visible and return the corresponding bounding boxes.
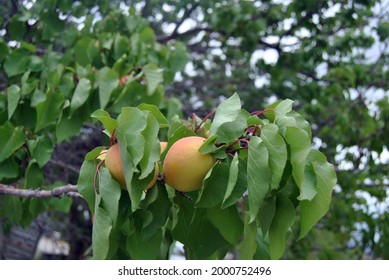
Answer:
[0,184,81,199]
[158,27,214,43]
[171,3,200,37]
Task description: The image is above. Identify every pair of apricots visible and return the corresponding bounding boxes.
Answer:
[103,136,216,192]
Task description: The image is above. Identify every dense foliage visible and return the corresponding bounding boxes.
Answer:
[0,0,388,259]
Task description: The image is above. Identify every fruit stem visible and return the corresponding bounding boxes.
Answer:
[194,110,216,133]
[177,191,193,201]
[93,160,105,194]
[250,108,273,116]
[110,129,117,146]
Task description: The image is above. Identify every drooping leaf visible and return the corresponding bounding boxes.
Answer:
[299,149,336,238]
[26,135,54,167]
[167,41,188,73]
[77,160,98,212]
[257,196,276,236]
[196,162,229,208]
[139,113,160,179]
[172,204,229,259]
[0,40,9,62]
[24,160,43,189]
[99,67,119,109]
[143,64,163,96]
[261,124,287,191]
[240,212,257,259]
[0,196,22,225]
[0,158,20,180]
[247,136,271,222]
[92,203,112,260]
[142,186,171,240]
[69,78,91,114]
[98,168,121,227]
[282,126,311,193]
[126,229,163,260]
[117,107,147,167]
[222,158,248,209]
[4,50,29,77]
[56,109,86,143]
[7,85,21,120]
[298,160,317,201]
[35,89,65,132]
[0,122,25,162]
[207,205,243,245]
[268,195,295,259]
[222,153,239,204]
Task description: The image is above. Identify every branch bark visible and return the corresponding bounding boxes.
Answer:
[0,184,81,199]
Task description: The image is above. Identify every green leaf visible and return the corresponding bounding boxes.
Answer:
[254,231,271,259]
[172,204,229,259]
[92,204,112,259]
[24,160,43,189]
[143,64,163,96]
[70,78,91,114]
[0,196,22,225]
[0,158,20,180]
[126,229,163,260]
[196,162,229,208]
[35,89,65,132]
[77,160,98,212]
[210,93,241,135]
[215,109,250,143]
[283,126,311,193]
[59,72,75,99]
[8,16,26,41]
[4,50,29,77]
[207,205,243,245]
[222,153,239,204]
[91,109,117,136]
[269,195,295,259]
[27,135,54,167]
[85,146,105,161]
[74,37,93,66]
[298,160,317,201]
[247,136,271,222]
[141,186,171,240]
[261,124,287,190]
[222,158,248,209]
[115,131,138,211]
[138,103,169,128]
[139,113,160,179]
[42,12,65,39]
[0,122,25,162]
[274,99,294,119]
[0,40,9,62]
[240,212,258,259]
[299,150,336,238]
[257,197,276,236]
[56,109,86,143]
[117,107,147,168]
[99,67,119,109]
[167,41,188,72]
[98,168,121,227]
[7,85,21,120]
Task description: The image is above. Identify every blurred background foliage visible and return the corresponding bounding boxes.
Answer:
[0,0,388,259]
